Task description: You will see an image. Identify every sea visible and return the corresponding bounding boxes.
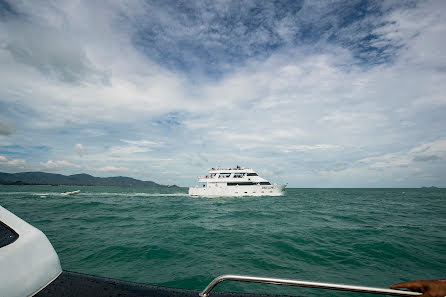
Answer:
[0,186,445,297]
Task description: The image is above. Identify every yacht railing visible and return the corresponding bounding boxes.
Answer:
[199,275,420,297]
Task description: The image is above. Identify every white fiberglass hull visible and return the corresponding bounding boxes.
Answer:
[188,184,286,197]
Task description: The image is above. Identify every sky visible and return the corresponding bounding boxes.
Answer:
[0,0,445,188]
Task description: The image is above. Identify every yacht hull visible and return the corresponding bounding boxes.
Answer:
[188,184,286,197]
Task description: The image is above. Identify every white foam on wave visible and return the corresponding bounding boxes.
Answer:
[0,192,80,197]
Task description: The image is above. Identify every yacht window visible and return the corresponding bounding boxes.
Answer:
[247,173,258,176]
[210,173,217,178]
[218,173,231,178]
[0,221,19,248]
[228,182,256,186]
[227,181,270,186]
[233,173,245,178]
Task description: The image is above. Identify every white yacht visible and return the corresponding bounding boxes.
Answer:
[189,166,286,197]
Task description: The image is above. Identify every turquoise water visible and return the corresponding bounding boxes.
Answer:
[1,186,445,297]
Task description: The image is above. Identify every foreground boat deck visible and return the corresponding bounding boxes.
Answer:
[36,271,299,297]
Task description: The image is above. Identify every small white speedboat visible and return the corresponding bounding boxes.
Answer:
[61,190,80,196]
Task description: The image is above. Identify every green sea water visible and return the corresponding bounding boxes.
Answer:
[0,186,445,297]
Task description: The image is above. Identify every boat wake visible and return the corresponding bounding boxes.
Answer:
[0,191,187,197]
[85,192,188,197]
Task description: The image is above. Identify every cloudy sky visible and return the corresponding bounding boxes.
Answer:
[0,0,445,187]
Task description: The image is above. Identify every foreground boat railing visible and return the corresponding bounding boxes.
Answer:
[199,275,421,297]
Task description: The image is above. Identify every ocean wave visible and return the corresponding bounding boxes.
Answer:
[1,187,445,297]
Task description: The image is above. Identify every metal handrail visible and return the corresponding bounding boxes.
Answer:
[199,275,421,297]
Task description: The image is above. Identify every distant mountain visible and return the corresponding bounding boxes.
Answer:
[0,172,177,187]
[0,178,30,185]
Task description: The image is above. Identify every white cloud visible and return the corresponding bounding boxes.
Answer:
[40,160,80,170]
[91,166,134,173]
[410,139,446,162]
[0,1,445,186]
[0,155,26,169]
[359,154,412,170]
[74,143,87,157]
[107,145,152,156]
[120,140,163,146]
[0,117,15,135]
[90,139,166,160]
[80,129,106,137]
[281,144,341,153]
[2,21,107,84]
[357,138,446,170]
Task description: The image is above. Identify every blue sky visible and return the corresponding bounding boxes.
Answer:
[0,0,445,187]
